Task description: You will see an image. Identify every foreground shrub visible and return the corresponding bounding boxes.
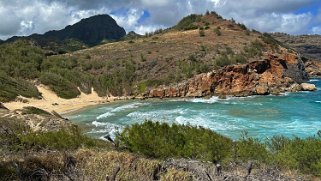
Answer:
[116,121,233,162]
[269,136,321,175]
[19,125,109,150]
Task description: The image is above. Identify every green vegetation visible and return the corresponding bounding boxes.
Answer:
[39,72,81,99]
[175,14,201,31]
[243,40,264,58]
[0,72,41,102]
[117,121,232,161]
[260,33,281,50]
[214,28,222,36]
[199,29,205,37]
[214,47,247,67]
[21,106,52,115]
[117,121,321,176]
[0,117,109,152]
[20,126,108,150]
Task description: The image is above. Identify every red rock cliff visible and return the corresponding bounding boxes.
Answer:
[144,52,309,98]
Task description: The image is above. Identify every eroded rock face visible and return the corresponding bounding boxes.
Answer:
[145,52,311,98]
[305,60,321,77]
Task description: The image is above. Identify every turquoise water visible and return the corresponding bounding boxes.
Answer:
[67,79,321,140]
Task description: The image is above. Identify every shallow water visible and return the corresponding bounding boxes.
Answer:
[67,79,321,140]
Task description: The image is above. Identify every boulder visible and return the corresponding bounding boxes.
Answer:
[255,85,269,95]
[301,83,317,91]
[288,83,302,92]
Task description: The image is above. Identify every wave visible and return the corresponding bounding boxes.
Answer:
[315,101,321,103]
[189,96,220,104]
[90,121,123,140]
[96,112,115,120]
[309,79,320,82]
[96,102,149,120]
[112,102,149,112]
[127,108,186,121]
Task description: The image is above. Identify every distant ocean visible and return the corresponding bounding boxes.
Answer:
[67,79,321,140]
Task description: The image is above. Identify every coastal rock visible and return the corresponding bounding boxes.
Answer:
[145,52,309,98]
[305,60,321,77]
[255,84,269,95]
[288,83,302,92]
[301,83,317,91]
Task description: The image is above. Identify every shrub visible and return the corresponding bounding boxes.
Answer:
[176,14,202,31]
[0,72,41,102]
[243,40,264,58]
[199,29,205,37]
[116,121,233,162]
[214,28,221,36]
[39,72,80,99]
[19,125,109,150]
[21,107,52,116]
[270,136,321,175]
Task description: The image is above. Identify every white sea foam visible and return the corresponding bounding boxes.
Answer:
[127,108,186,121]
[189,96,220,104]
[96,112,115,120]
[309,79,320,82]
[315,101,321,103]
[90,121,123,140]
[92,120,110,127]
[112,102,149,112]
[96,102,149,120]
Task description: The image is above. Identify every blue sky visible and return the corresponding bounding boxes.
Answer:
[0,0,321,39]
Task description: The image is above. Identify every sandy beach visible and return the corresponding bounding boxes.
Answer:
[3,84,131,115]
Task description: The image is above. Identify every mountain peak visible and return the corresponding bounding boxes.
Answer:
[43,14,126,45]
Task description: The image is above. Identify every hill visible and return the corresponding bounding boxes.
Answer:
[5,15,126,53]
[0,12,312,103]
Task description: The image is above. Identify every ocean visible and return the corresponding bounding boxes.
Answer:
[67,79,321,140]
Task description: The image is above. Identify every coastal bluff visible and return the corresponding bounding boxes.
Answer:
[145,52,314,98]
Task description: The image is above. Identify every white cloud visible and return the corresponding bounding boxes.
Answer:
[312,26,321,34]
[0,0,320,39]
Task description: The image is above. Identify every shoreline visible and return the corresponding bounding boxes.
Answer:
[3,84,136,115]
[3,79,319,116]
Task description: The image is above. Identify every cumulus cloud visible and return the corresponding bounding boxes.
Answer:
[0,0,320,39]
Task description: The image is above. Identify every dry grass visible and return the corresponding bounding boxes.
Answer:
[75,149,161,180]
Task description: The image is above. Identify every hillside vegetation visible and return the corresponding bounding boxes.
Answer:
[0,12,284,102]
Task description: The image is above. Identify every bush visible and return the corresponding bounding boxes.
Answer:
[0,72,41,102]
[243,40,264,58]
[199,29,205,37]
[19,125,108,150]
[176,14,202,31]
[270,136,321,175]
[214,28,222,36]
[116,121,233,162]
[21,107,51,116]
[39,72,80,99]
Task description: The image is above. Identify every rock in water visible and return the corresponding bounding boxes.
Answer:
[301,83,317,91]
[255,84,269,95]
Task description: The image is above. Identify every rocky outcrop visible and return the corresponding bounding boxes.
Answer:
[301,83,317,91]
[305,60,321,77]
[145,52,311,98]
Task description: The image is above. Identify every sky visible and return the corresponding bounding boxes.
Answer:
[0,0,321,40]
